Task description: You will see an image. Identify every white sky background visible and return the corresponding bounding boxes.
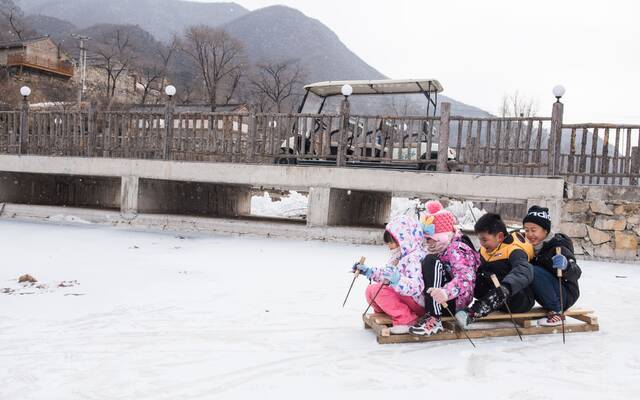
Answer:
[196,0,640,123]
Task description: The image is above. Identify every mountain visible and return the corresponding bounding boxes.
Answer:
[224,6,384,83]
[17,1,493,117]
[18,0,248,41]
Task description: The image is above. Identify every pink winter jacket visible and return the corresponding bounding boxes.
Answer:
[438,232,481,310]
[370,215,426,307]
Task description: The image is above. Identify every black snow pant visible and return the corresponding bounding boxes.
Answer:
[421,254,456,318]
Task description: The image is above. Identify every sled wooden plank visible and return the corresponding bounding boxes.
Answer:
[442,307,594,322]
[375,321,599,345]
[365,308,594,327]
[568,313,598,325]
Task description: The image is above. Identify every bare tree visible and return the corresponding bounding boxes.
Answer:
[0,0,32,41]
[93,29,134,107]
[500,91,538,117]
[136,41,177,104]
[249,60,306,113]
[181,25,246,111]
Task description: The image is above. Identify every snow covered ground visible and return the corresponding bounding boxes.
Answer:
[1,220,639,399]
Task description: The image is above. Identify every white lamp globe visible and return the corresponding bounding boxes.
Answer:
[552,85,565,99]
[165,85,176,97]
[20,86,31,97]
[341,84,353,97]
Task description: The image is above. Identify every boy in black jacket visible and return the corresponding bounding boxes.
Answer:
[455,213,535,328]
[523,206,582,326]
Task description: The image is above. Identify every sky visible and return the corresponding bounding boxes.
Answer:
[197,0,640,123]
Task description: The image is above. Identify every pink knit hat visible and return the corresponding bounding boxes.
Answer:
[420,200,457,238]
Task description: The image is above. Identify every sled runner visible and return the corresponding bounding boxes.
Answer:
[363,307,599,344]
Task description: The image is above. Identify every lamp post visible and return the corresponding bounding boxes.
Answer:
[553,85,565,103]
[337,84,353,167]
[19,86,31,155]
[163,85,176,160]
[550,85,565,175]
[341,84,353,98]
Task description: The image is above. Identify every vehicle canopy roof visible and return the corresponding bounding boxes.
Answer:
[303,79,443,98]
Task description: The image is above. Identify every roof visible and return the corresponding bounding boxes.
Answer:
[0,36,52,50]
[303,79,444,97]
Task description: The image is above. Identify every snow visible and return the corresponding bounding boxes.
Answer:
[251,191,308,219]
[1,220,639,399]
[251,191,485,230]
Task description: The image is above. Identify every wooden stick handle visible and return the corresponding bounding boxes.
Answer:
[555,247,563,277]
[354,256,366,276]
[490,274,501,288]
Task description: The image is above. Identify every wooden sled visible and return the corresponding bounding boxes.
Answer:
[363,307,599,344]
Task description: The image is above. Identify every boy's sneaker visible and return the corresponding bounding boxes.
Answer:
[409,315,444,336]
[538,311,564,326]
[388,325,411,335]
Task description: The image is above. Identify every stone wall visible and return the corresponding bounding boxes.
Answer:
[561,184,639,262]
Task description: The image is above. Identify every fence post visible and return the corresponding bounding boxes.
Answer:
[163,95,175,160]
[550,100,564,176]
[19,96,29,155]
[631,146,640,186]
[247,109,256,163]
[87,101,97,157]
[437,102,451,171]
[337,97,350,167]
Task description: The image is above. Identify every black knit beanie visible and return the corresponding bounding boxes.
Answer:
[523,206,551,232]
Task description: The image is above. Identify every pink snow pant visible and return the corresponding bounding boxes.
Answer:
[365,283,425,326]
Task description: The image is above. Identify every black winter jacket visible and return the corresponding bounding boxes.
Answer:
[532,233,582,305]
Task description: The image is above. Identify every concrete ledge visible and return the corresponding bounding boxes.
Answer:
[0,203,384,245]
[0,155,564,201]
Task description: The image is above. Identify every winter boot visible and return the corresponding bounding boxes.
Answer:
[471,286,509,319]
[455,309,476,329]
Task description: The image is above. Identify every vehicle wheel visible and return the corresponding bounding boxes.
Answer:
[274,154,298,165]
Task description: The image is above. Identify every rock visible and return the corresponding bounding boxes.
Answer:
[587,226,611,245]
[594,243,615,258]
[17,274,37,283]
[615,249,637,260]
[627,215,640,227]
[614,204,640,215]
[615,231,638,250]
[594,216,627,231]
[559,222,587,238]
[589,201,614,215]
[573,241,585,256]
[563,200,590,213]
[581,242,595,257]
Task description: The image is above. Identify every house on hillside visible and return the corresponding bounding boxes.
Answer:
[0,36,74,80]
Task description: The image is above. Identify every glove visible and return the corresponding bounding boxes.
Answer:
[382,266,401,286]
[352,262,373,279]
[552,254,568,270]
[427,287,449,305]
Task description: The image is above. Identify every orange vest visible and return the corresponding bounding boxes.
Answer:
[480,231,534,264]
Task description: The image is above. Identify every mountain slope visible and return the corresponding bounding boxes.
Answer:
[18,0,248,41]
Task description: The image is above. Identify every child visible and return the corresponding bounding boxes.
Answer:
[409,201,481,336]
[455,213,535,328]
[353,215,426,334]
[523,205,582,326]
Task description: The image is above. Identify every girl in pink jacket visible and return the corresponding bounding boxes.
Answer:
[409,201,481,336]
[353,215,426,335]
